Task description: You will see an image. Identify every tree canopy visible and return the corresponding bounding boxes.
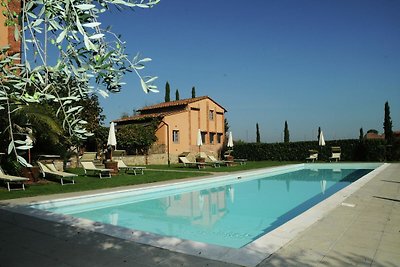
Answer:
[0,0,160,166]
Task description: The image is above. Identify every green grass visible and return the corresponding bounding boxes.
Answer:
[0,161,298,200]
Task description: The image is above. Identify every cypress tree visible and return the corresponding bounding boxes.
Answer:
[175,89,180,100]
[383,101,393,144]
[191,86,196,98]
[317,127,321,142]
[359,127,364,141]
[165,82,170,102]
[284,121,290,143]
[256,123,261,143]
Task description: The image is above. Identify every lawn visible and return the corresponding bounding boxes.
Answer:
[0,161,298,200]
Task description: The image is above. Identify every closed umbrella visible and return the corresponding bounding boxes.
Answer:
[197,129,202,153]
[318,131,325,146]
[318,130,325,161]
[107,122,117,161]
[227,131,234,149]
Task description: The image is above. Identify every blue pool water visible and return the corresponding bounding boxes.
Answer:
[31,163,380,248]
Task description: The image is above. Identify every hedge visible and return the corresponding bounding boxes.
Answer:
[230,139,395,162]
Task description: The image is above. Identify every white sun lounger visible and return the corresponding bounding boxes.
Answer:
[306,150,318,162]
[117,160,146,175]
[179,156,206,169]
[81,161,113,179]
[207,155,233,167]
[0,167,29,191]
[37,162,77,185]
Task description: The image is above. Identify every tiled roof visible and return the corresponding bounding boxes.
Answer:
[112,95,227,123]
[138,96,209,111]
[113,110,183,123]
[364,132,384,140]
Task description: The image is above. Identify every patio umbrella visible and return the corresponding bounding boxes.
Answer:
[227,131,234,149]
[197,129,203,153]
[318,131,325,161]
[318,131,326,146]
[107,122,117,161]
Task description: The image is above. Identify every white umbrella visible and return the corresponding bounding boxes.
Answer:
[227,131,234,148]
[318,131,326,146]
[197,129,203,155]
[107,122,117,161]
[196,129,203,147]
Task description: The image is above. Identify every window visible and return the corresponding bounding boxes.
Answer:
[209,132,215,144]
[172,130,179,143]
[217,133,223,144]
[209,110,214,120]
[201,131,207,144]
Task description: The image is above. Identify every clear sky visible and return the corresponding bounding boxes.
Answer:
[98,0,400,143]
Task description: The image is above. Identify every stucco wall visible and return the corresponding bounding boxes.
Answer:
[154,98,225,157]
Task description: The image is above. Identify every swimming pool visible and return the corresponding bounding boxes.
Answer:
[30,163,382,251]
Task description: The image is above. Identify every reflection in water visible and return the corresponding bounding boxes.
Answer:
[165,186,228,227]
[63,167,373,248]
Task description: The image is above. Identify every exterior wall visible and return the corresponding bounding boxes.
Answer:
[188,98,225,156]
[0,5,7,47]
[150,98,225,158]
[114,97,226,163]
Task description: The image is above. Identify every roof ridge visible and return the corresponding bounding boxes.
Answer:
[138,96,209,111]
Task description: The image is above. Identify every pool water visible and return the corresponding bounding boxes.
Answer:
[31,164,379,248]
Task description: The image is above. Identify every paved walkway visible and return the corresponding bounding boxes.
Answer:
[0,164,399,266]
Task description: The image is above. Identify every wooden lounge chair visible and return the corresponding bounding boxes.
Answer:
[117,160,146,175]
[207,155,233,167]
[306,150,318,162]
[178,156,206,169]
[79,152,97,162]
[81,161,113,179]
[329,147,341,162]
[0,167,29,191]
[37,162,76,185]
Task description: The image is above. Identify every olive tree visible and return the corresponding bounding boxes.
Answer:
[0,0,159,166]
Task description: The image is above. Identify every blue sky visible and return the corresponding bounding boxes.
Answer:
[99,0,400,142]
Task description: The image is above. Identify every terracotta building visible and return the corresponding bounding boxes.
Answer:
[113,96,227,162]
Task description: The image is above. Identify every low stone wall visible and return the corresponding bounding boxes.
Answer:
[121,154,179,165]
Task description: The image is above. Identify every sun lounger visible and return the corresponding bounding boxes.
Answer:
[207,155,233,167]
[306,150,318,162]
[117,160,146,175]
[234,158,247,165]
[329,146,341,162]
[0,167,29,191]
[79,152,97,162]
[37,162,76,185]
[178,156,206,169]
[81,161,113,179]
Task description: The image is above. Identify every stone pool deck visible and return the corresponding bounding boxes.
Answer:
[0,163,399,266]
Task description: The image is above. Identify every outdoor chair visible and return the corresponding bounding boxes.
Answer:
[329,147,341,162]
[306,150,318,162]
[81,161,113,179]
[117,160,146,175]
[208,155,233,167]
[0,166,29,191]
[234,158,248,165]
[37,161,76,185]
[178,156,206,169]
[79,152,97,162]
